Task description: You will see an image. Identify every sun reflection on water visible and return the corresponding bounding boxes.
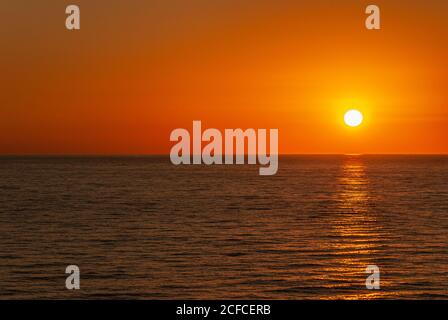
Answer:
[320,156,388,299]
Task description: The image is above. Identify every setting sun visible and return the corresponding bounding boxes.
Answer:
[344,110,363,127]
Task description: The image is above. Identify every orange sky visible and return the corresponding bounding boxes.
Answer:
[1,0,447,154]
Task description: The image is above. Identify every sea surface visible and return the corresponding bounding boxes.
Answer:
[0,155,447,299]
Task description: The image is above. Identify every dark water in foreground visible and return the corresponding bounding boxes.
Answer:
[0,155,447,299]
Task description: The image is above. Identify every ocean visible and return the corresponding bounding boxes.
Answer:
[0,155,447,299]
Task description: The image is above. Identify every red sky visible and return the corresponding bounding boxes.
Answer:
[1,0,447,154]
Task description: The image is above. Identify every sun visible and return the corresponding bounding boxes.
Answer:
[344,109,363,127]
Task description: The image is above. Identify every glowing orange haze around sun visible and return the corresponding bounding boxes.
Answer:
[0,1,447,155]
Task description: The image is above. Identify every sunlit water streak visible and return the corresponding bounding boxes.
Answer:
[0,155,447,299]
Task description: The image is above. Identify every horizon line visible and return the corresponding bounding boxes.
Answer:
[1,153,448,157]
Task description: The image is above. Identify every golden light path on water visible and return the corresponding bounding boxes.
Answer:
[321,156,394,299]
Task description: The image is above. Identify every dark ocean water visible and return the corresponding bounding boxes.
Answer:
[0,155,447,299]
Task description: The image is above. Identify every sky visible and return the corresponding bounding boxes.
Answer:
[0,0,447,154]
